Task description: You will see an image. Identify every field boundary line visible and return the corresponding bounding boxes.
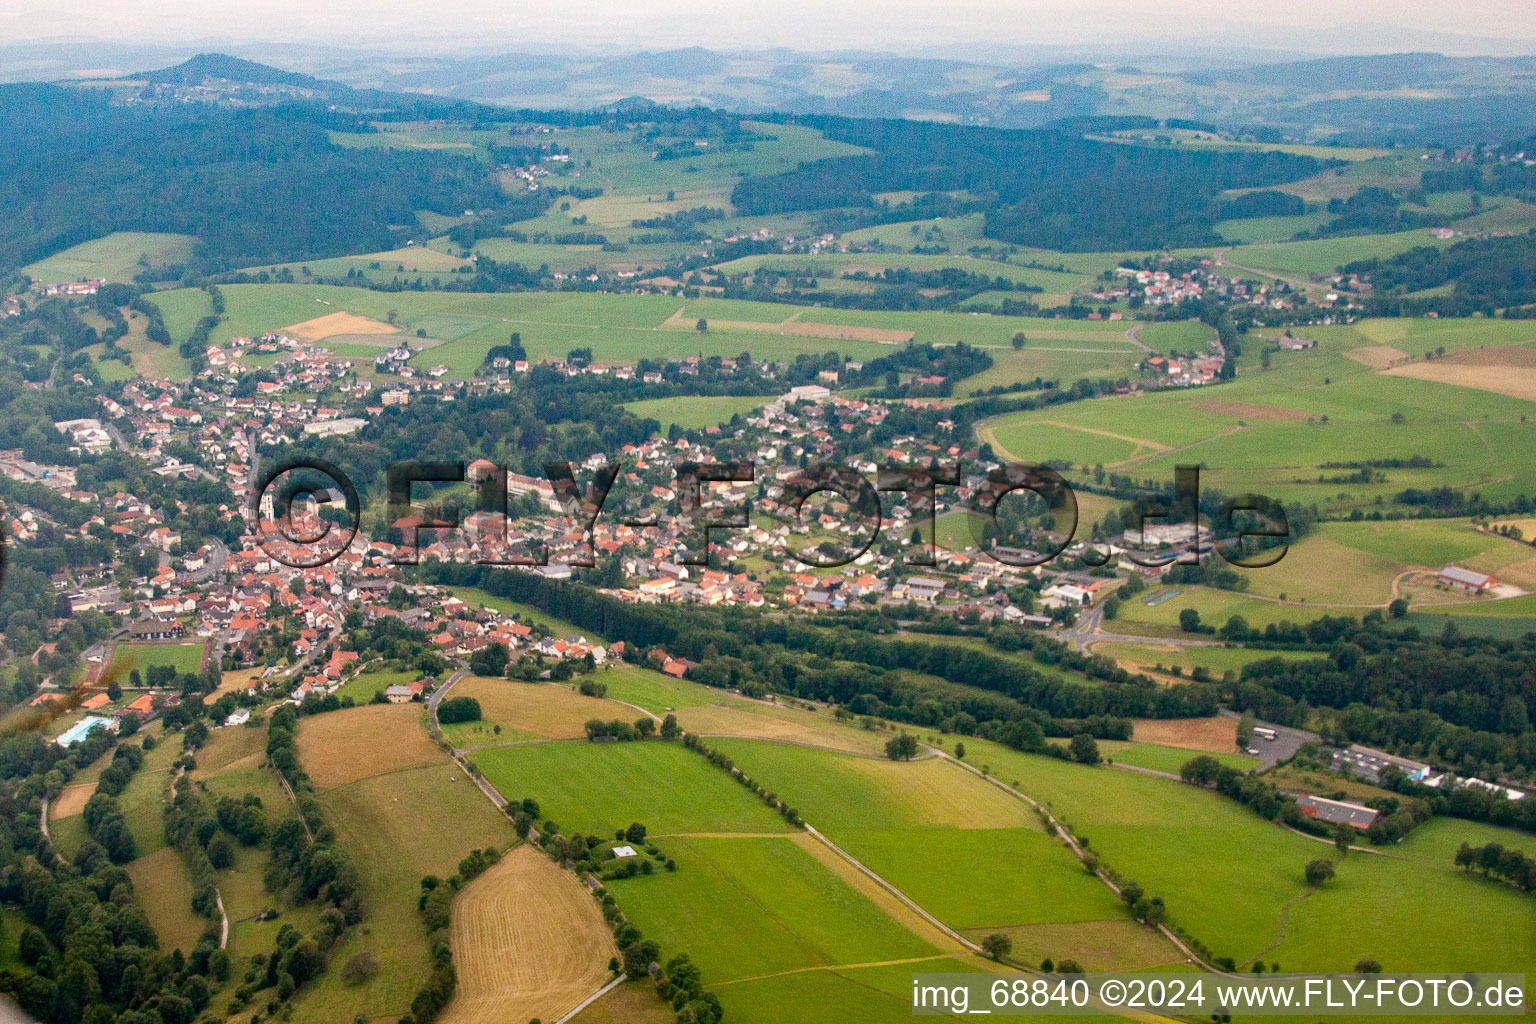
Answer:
[800,822,983,955]
[552,974,625,1024]
[933,749,1232,978]
[710,953,953,988]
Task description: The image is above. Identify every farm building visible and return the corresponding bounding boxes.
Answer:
[1331,744,1430,784]
[1437,566,1494,592]
[1297,795,1380,829]
[385,685,415,704]
[1277,335,1316,350]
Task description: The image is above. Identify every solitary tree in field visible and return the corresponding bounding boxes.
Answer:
[1069,733,1099,765]
[1012,332,1026,349]
[954,741,966,760]
[1355,959,1382,974]
[1305,859,1336,887]
[982,934,1013,960]
[696,318,708,333]
[885,733,919,761]
[660,713,680,740]
[1333,825,1353,854]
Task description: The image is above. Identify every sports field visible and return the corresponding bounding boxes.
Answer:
[104,641,206,683]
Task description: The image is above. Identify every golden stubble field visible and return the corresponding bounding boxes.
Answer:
[296,703,443,789]
[440,845,616,1024]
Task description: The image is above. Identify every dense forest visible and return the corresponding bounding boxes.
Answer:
[730,115,1330,250]
[0,85,510,273]
[1348,230,1536,317]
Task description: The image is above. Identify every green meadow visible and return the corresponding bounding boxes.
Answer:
[22,231,197,284]
[472,741,794,836]
[951,738,1536,978]
[624,394,777,431]
[608,834,936,982]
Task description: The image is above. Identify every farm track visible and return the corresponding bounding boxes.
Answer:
[709,953,955,987]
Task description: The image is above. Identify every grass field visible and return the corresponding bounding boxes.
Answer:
[103,642,206,684]
[295,703,442,790]
[608,834,938,981]
[141,283,1140,380]
[473,740,793,837]
[672,697,892,756]
[949,737,1535,977]
[126,847,212,953]
[1099,742,1258,774]
[704,739,1037,832]
[1092,641,1323,681]
[441,677,628,746]
[22,232,197,284]
[1136,319,1214,353]
[593,664,715,713]
[623,394,777,431]
[333,668,420,703]
[977,315,1536,521]
[441,845,614,1024]
[293,760,511,1024]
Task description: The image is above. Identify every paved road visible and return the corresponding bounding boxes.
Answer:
[178,537,228,584]
[1061,605,1225,653]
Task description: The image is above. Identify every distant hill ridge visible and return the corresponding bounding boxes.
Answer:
[133,52,330,90]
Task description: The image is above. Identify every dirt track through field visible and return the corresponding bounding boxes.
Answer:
[440,845,615,1024]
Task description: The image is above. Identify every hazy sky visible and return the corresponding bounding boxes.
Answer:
[4,0,1535,52]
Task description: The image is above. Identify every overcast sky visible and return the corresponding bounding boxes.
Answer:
[3,0,1535,53]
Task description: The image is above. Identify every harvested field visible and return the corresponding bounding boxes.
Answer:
[296,703,441,789]
[440,845,615,1024]
[1493,553,1536,589]
[1383,362,1536,402]
[451,678,627,740]
[673,702,888,756]
[1429,345,1536,367]
[1129,716,1239,754]
[778,320,914,344]
[50,782,95,819]
[205,667,263,704]
[279,311,398,342]
[1346,345,1408,369]
[1193,400,1309,421]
